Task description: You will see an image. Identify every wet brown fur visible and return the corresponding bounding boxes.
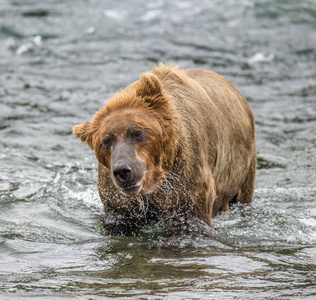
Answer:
[73,63,256,226]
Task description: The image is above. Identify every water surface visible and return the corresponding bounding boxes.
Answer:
[1,0,316,298]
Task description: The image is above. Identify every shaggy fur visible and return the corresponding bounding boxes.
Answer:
[73,64,256,230]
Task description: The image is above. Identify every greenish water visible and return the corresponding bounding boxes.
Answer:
[1,0,316,298]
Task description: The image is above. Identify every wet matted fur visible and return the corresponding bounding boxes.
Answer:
[73,63,256,232]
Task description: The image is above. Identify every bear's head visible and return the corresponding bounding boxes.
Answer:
[73,72,178,197]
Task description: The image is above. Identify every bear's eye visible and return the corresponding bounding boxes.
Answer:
[130,130,144,142]
[102,135,114,149]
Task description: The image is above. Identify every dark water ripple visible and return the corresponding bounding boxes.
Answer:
[1,0,316,298]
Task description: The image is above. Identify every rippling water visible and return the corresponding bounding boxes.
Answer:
[1,0,316,298]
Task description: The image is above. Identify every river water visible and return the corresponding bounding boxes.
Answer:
[1,0,316,298]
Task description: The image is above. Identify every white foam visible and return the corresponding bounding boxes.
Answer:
[175,2,192,9]
[103,10,128,20]
[16,43,34,55]
[248,52,274,64]
[141,10,161,22]
[87,27,95,34]
[33,35,42,46]
[299,218,316,227]
[15,36,42,55]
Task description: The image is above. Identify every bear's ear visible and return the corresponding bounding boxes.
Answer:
[136,73,167,109]
[73,121,94,148]
[136,73,162,98]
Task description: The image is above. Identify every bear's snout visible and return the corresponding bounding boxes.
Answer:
[111,141,146,196]
[113,162,132,183]
[112,160,143,196]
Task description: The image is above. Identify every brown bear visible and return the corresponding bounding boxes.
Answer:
[73,63,256,234]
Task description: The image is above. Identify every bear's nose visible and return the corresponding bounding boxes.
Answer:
[113,162,132,183]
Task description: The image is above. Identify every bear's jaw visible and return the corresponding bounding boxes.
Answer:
[119,181,142,196]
